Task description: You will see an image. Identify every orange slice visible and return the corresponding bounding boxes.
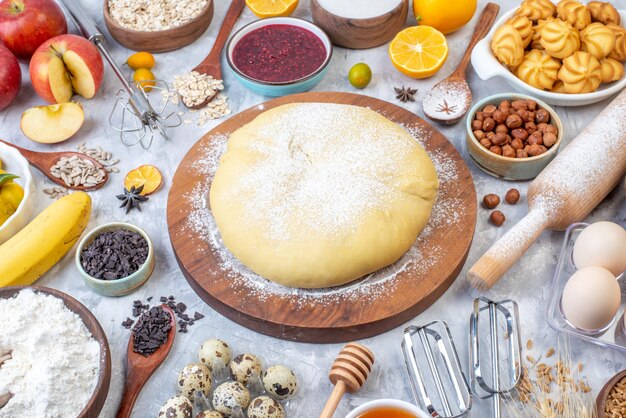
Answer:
[124,165,162,195]
[389,26,449,79]
[245,0,299,18]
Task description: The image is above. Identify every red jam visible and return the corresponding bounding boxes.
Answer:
[232,24,327,83]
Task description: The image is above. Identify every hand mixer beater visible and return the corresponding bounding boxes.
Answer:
[60,0,181,149]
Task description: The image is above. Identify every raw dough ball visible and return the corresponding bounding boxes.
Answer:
[230,353,262,385]
[262,365,298,400]
[158,395,193,418]
[573,221,626,276]
[562,266,620,331]
[196,411,223,418]
[199,339,232,371]
[247,396,286,418]
[177,362,212,398]
[209,103,439,289]
[212,381,251,415]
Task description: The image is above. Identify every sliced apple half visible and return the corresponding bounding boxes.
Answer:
[48,55,73,103]
[20,102,84,144]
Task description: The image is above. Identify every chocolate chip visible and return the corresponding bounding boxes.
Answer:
[80,229,149,281]
[194,312,204,320]
[132,306,172,356]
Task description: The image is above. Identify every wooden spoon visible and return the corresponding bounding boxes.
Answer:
[320,343,375,418]
[422,3,500,125]
[0,139,108,191]
[116,305,176,418]
[186,0,246,109]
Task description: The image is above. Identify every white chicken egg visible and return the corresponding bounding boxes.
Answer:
[573,221,626,276]
[562,266,620,332]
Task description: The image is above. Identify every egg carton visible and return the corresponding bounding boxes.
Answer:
[546,222,626,353]
[148,324,320,417]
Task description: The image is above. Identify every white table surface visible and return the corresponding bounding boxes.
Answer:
[1,0,625,416]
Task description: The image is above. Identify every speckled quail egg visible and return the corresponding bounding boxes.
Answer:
[247,396,286,418]
[229,353,262,385]
[212,381,251,415]
[177,362,212,398]
[158,395,193,418]
[199,339,233,372]
[262,365,298,400]
[196,411,223,418]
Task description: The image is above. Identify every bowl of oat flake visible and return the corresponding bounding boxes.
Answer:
[104,0,214,53]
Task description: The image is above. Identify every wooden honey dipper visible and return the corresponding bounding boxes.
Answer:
[320,342,375,418]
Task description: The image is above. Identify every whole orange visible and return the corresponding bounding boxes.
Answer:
[413,0,477,35]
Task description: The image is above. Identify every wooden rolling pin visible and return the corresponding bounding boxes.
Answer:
[468,89,626,291]
[320,343,374,418]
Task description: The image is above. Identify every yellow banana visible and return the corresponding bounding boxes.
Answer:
[0,192,91,287]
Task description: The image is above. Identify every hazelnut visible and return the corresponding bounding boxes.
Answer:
[493,110,506,124]
[499,100,511,111]
[526,100,537,111]
[527,144,543,156]
[502,145,516,158]
[505,189,520,204]
[510,138,524,150]
[472,120,483,131]
[511,128,529,140]
[490,210,506,226]
[495,124,508,134]
[473,130,485,140]
[518,109,533,123]
[482,194,500,209]
[545,124,557,135]
[525,122,537,134]
[482,118,496,132]
[480,138,492,148]
[539,145,548,153]
[535,109,550,124]
[475,111,485,121]
[486,132,495,140]
[527,132,543,146]
[543,132,558,147]
[505,114,523,129]
[511,99,528,110]
[492,132,508,146]
[483,104,497,118]
[516,149,528,158]
[490,145,503,155]
[524,144,531,152]
[537,122,549,133]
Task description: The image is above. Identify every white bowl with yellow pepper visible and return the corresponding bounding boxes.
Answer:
[0,142,35,244]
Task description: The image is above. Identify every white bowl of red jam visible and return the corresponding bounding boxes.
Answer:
[226,17,333,97]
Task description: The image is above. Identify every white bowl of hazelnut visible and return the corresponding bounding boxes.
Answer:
[466,93,563,180]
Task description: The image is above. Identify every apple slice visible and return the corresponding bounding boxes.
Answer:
[48,55,73,103]
[63,50,97,99]
[20,102,84,144]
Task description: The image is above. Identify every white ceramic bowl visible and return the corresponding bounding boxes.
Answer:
[471,8,626,106]
[346,399,430,418]
[0,142,35,244]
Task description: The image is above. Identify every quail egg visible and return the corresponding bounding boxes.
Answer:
[178,362,212,398]
[158,395,193,418]
[196,411,223,418]
[212,381,251,415]
[199,339,232,372]
[262,365,298,400]
[247,396,286,418]
[230,353,262,385]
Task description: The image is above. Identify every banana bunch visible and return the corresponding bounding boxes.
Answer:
[0,191,91,287]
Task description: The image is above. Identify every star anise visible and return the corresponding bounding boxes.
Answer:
[394,86,418,103]
[117,185,149,213]
[436,99,458,115]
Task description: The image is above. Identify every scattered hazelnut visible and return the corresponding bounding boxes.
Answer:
[505,114,523,129]
[535,109,550,124]
[482,118,496,132]
[543,132,558,147]
[490,210,506,226]
[490,145,503,155]
[505,189,520,204]
[482,194,500,209]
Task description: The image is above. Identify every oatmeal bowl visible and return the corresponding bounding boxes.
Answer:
[103,0,214,52]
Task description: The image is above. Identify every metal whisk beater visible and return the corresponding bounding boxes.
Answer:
[60,0,181,149]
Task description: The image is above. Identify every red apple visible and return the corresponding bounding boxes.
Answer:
[29,34,103,104]
[0,0,67,59]
[0,45,21,111]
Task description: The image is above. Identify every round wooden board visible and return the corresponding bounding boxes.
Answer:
[167,92,477,343]
[0,285,111,418]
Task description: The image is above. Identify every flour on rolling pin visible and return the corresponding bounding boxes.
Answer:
[468,89,626,291]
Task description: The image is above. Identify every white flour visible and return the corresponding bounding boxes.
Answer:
[317,0,402,19]
[0,290,100,418]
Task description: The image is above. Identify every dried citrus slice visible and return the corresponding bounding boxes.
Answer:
[124,165,162,195]
[245,0,299,18]
[389,26,449,79]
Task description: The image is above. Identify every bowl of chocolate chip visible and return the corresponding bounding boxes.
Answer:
[466,93,563,180]
[76,222,154,297]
